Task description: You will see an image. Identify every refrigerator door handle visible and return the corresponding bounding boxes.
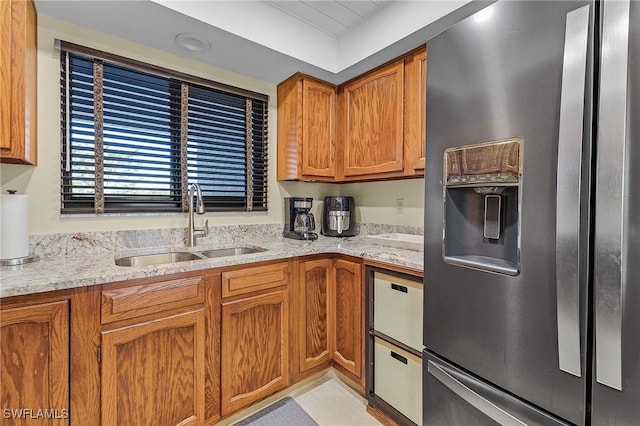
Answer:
[594,0,630,392]
[555,4,590,378]
[427,360,528,426]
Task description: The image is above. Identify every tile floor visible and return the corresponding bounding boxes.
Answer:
[294,376,382,426]
[218,370,383,426]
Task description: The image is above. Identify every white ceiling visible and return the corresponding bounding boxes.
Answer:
[33,0,487,85]
[262,0,392,38]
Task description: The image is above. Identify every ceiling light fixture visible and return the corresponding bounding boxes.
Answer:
[174,33,211,52]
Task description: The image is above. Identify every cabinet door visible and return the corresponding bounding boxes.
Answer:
[331,259,363,378]
[101,310,205,426]
[298,259,333,373]
[0,0,37,164]
[1,0,10,151]
[302,79,336,178]
[221,290,289,415]
[404,47,427,174]
[1,301,69,425]
[343,60,404,178]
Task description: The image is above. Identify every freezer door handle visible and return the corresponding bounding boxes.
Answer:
[555,4,590,378]
[594,0,630,392]
[427,360,528,425]
[390,351,408,365]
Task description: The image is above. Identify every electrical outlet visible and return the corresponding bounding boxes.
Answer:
[396,198,405,214]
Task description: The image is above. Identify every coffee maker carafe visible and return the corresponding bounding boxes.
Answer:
[284,197,318,240]
[322,196,356,237]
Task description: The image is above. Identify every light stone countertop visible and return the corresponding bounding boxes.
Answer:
[0,234,424,299]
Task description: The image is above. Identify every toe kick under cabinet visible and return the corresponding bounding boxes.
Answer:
[367,267,423,426]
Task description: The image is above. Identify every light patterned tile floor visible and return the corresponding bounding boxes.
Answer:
[294,377,382,426]
[218,370,383,426]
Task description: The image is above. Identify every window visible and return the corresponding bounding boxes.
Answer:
[59,40,268,214]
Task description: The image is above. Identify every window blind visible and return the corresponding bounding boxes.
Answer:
[59,41,268,214]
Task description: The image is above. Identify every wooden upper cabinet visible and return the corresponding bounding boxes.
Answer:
[276,46,427,182]
[404,47,427,175]
[0,0,37,165]
[302,79,336,178]
[277,74,336,181]
[341,59,405,179]
[1,301,70,425]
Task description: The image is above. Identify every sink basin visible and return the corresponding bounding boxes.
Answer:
[114,251,204,267]
[114,246,267,266]
[199,246,267,258]
[368,233,424,252]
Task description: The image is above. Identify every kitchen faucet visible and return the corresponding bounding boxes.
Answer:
[187,183,209,247]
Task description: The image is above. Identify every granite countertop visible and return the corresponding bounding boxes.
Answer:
[0,233,424,299]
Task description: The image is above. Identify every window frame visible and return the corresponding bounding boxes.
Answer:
[58,40,269,215]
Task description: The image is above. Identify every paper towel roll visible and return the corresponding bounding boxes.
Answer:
[0,194,30,260]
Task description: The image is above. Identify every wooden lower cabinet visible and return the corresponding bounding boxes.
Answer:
[297,259,333,374]
[1,300,70,424]
[331,259,363,379]
[101,309,205,426]
[0,256,368,424]
[295,257,364,385]
[221,289,290,416]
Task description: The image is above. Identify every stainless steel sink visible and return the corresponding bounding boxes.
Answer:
[114,246,266,266]
[199,246,267,258]
[114,251,204,267]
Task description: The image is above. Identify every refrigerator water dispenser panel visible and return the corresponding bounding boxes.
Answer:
[442,138,522,275]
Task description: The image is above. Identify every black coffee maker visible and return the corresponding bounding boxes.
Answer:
[283,197,318,240]
[321,196,356,237]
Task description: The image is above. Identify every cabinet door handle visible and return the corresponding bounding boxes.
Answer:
[391,283,408,293]
[390,351,408,365]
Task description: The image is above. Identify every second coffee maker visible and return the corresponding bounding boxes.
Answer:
[321,196,356,237]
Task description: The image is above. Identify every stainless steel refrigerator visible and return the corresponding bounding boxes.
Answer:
[423,0,639,424]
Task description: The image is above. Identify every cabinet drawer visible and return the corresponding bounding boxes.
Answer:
[373,272,423,351]
[374,338,422,425]
[221,262,289,298]
[101,275,205,324]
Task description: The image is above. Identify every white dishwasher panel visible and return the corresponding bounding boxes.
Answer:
[373,272,423,351]
[374,337,422,425]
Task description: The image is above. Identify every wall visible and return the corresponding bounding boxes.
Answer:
[0,15,337,235]
[0,15,425,236]
[341,179,425,228]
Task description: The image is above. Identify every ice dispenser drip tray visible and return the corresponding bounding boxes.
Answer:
[443,138,522,275]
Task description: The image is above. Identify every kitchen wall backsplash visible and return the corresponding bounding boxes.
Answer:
[29,223,423,258]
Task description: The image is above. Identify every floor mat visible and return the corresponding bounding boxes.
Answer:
[232,396,319,426]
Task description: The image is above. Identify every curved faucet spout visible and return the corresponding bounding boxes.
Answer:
[188,183,208,247]
[193,184,205,214]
